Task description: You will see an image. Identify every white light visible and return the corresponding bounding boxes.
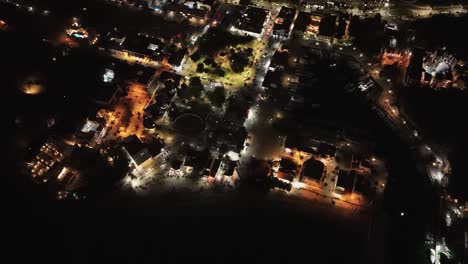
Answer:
[384,3,389,7]
[292,182,305,189]
[102,69,114,83]
[400,212,405,216]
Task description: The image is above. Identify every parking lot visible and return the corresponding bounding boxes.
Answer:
[103,83,150,141]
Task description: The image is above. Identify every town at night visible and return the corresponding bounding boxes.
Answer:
[3,0,468,262]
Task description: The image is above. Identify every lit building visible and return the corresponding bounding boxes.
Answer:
[26,137,75,180]
[0,19,8,31]
[164,0,213,24]
[103,30,187,68]
[308,14,322,37]
[272,7,296,39]
[232,5,269,37]
[74,118,106,147]
[412,49,467,90]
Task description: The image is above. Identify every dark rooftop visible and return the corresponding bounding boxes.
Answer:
[270,50,289,69]
[262,70,283,89]
[236,6,268,34]
[209,158,221,176]
[279,157,297,174]
[294,12,310,33]
[122,135,152,166]
[336,170,355,192]
[122,33,165,60]
[184,149,210,169]
[278,6,295,19]
[122,135,145,157]
[202,0,217,7]
[224,160,237,176]
[318,15,336,38]
[303,158,325,181]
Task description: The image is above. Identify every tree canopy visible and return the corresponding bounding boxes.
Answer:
[207,86,226,108]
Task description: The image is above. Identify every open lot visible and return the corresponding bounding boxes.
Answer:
[103,83,150,141]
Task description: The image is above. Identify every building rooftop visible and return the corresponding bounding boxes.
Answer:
[201,0,217,7]
[183,149,210,170]
[223,160,237,176]
[278,6,295,20]
[294,12,311,33]
[209,158,221,176]
[270,50,289,69]
[165,2,209,19]
[318,15,336,38]
[122,33,165,60]
[262,70,283,89]
[103,30,127,49]
[236,5,268,34]
[279,157,297,174]
[336,170,355,192]
[122,135,152,166]
[302,158,325,181]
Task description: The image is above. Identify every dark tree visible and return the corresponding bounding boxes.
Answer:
[207,86,226,108]
[179,77,204,100]
[196,63,204,73]
[230,49,251,73]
